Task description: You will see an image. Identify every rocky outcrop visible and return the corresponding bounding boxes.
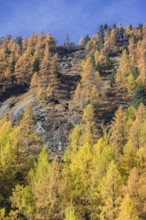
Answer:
[0,46,86,154]
[0,45,131,154]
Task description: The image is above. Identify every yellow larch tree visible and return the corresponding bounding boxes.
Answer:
[116,49,131,89]
[116,194,139,220]
[110,106,127,159]
[100,160,122,220]
[81,103,98,145]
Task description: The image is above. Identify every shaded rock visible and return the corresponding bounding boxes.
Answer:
[9,95,33,123]
[0,103,10,118]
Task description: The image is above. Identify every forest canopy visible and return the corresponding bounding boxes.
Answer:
[0,24,146,220]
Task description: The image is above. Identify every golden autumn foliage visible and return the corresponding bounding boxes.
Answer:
[74,56,100,107]
[0,104,146,219]
[1,25,146,220]
[110,106,127,158]
[116,50,131,89]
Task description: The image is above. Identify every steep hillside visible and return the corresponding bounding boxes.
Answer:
[1,24,146,220]
[0,25,146,156]
[0,42,131,155]
[0,45,86,155]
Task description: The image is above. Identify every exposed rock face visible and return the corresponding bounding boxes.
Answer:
[0,46,86,154]
[57,46,85,99]
[0,45,131,154]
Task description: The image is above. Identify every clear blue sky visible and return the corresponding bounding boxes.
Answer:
[0,0,146,44]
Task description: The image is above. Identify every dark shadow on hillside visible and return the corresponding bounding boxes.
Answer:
[0,84,29,103]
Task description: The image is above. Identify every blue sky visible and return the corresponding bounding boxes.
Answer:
[0,0,146,44]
